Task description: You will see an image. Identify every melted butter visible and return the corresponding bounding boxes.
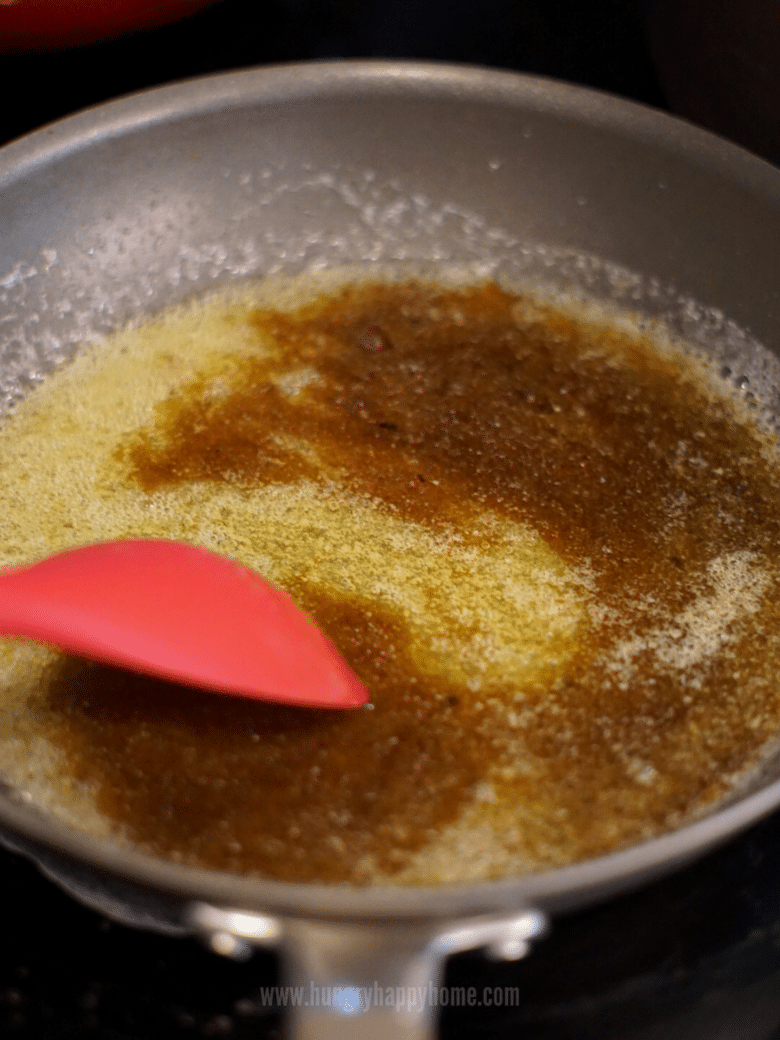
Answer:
[4,277,780,884]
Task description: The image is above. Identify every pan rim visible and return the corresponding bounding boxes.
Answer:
[1,772,779,920]
[2,58,779,195]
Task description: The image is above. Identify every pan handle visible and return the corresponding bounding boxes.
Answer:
[189,903,548,1039]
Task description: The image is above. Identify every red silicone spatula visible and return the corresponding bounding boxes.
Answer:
[0,539,368,708]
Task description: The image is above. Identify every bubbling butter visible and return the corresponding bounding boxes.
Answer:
[1,270,780,885]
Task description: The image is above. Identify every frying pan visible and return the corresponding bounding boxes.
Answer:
[2,61,780,1039]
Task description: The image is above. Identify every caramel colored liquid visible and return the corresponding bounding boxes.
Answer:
[30,280,780,884]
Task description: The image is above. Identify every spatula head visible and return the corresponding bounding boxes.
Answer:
[0,540,369,709]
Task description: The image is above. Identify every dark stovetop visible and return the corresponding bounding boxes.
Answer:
[4,808,780,1039]
[2,2,780,1038]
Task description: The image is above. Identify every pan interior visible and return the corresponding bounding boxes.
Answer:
[3,242,780,890]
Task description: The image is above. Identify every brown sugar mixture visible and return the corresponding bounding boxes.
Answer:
[16,279,780,885]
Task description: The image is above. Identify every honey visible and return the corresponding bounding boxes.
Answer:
[3,277,780,885]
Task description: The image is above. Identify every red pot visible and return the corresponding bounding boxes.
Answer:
[0,0,220,51]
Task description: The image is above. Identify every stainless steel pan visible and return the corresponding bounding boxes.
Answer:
[2,61,780,1039]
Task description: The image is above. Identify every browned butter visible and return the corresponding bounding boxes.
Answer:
[5,277,780,886]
